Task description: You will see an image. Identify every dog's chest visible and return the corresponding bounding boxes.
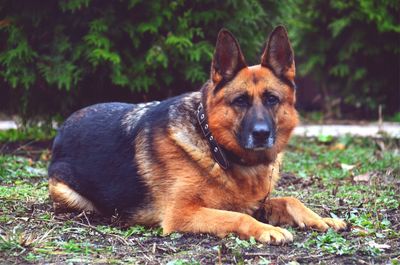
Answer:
[202,163,279,215]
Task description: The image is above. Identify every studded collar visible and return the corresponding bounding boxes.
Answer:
[196,103,230,170]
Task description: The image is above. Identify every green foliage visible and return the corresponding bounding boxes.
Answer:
[59,240,95,255]
[0,136,398,263]
[166,259,200,265]
[284,136,400,183]
[124,225,163,237]
[0,155,47,184]
[0,156,48,206]
[0,126,56,142]
[231,236,257,249]
[0,0,273,118]
[279,0,400,116]
[0,226,27,254]
[301,229,355,255]
[388,112,400,122]
[0,1,398,119]
[317,134,334,144]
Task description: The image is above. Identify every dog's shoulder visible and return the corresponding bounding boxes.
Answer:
[121,92,200,134]
[165,92,214,165]
[130,91,216,175]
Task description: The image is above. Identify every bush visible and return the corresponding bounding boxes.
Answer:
[1,0,399,120]
[0,0,274,119]
[279,0,400,118]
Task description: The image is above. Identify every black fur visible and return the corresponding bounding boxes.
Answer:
[48,94,199,215]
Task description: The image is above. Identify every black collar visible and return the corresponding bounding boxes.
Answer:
[196,103,230,170]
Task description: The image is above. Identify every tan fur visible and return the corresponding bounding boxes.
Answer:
[264,197,347,231]
[126,63,304,244]
[49,27,346,244]
[48,178,97,212]
[137,56,345,243]
[207,66,298,164]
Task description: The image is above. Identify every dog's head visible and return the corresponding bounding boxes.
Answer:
[203,26,298,163]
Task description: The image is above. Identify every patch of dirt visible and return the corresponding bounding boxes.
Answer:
[1,141,399,264]
[2,188,399,264]
[278,173,319,189]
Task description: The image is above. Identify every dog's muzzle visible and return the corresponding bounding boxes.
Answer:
[243,122,276,150]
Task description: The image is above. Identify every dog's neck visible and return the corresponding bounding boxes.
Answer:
[196,102,277,170]
[196,103,230,170]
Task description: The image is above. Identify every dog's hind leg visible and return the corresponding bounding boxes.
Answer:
[48,162,97,213]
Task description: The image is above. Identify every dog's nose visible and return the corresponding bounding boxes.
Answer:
[252,123,270,142]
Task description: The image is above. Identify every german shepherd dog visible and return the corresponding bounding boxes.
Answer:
[48,26,346,244]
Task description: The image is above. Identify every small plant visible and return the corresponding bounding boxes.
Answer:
[317,134,334,144]
[0,226,36,255]
[0,136,398,263]
[0,155,47,184]
[300,229,354,255]
[348,211,391,232]
[167,259,200,265]
[59,240,95,255]
[225,235,258,249]
[124,225,163,237]
[0,126,57,142]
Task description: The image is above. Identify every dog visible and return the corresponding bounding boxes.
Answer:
[48,26,346,244]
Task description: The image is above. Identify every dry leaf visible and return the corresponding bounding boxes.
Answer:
[368,240,390,250]
[353,172,373,183]
[330,143,346,150]
[341,163,356,171]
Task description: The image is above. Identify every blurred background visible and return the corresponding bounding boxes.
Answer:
[0,0,399,125]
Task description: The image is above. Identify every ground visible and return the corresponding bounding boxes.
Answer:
[0,134,399,264]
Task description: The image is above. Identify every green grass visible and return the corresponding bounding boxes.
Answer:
[0,126,56,142]
[284,136,400,181]
[0,135,399,264]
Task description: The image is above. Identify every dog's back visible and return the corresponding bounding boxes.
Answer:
[48,93,200,216]
[49,102,150,214]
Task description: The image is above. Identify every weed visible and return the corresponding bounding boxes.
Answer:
[0,226,34,255]
[300,229,355,255]
[124,225,163,237]
[0,155,47,184]
[0,136,399,264]
[59,239,95,255]
[24,252,42,262]
[234,236,257,249]
[0,126,56,142]
[166,259,201,265]
[258,256,272,264]
[391,258,400,265]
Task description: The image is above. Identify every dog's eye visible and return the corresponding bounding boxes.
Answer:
[265,94,280,106]
[232,95,250,107]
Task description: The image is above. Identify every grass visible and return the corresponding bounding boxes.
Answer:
[0,126,56,142]
[0,135,399,264]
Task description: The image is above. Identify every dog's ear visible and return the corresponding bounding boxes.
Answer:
[261,26,295,84]
[211,29,247,85]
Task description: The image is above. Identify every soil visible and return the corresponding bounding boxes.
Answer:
[0,141,399,264]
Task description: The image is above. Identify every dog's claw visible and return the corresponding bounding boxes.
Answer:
[258,225,293,245]
[301,217,347,232]
[322,218,347,231]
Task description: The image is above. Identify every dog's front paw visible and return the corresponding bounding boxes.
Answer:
[265,197,347,232]
[297,216,347,232]
[321,218,347,231]
[258,224,293,245]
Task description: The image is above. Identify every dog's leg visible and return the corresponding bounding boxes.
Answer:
[162,206,293,245]
[49,178,97,213]
[262,197,346,231]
